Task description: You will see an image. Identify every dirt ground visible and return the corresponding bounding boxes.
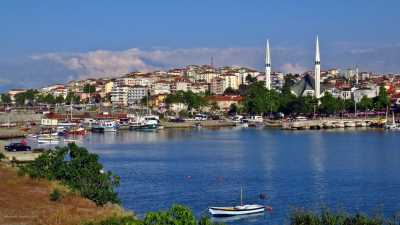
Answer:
[0,164,130,225]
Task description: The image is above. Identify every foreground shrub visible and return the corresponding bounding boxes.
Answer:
[19,143,120,205]
[85,205,222,225]
[0,152,5,160]
[49,188,62,202]
[290,209,400,225]
[84,215,139,225]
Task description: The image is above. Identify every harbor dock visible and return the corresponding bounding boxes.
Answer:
[281,118,383,130]
[161,120,236,128]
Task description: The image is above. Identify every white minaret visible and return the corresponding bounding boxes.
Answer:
[265,40,271,90]
[314,36,321,98]
[355,65,359,86]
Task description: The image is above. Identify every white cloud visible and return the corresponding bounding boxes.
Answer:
[31,48,263,80]
[280,63,307,74]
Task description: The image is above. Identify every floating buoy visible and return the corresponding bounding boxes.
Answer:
[265,206,273,212]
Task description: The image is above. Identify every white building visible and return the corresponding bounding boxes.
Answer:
[116,77,153,87]
[111,86,130,106]
[151,81,171,95]
[127,86,148,106]
[210,77,225,95]
[221,74,240,90]
[353,87,379,103]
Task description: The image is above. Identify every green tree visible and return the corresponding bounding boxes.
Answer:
[243,82,280,114]
[83,84,96,94]
[228,103,239,115]
[44,94,55,104]
[55,95,65,104]
[223,87,239,95]
[319,92,340,115]
[24,89,38,102]
[291,96,316,115]
[374,86,390,110]
[14,92,26,105]
[20,143,120,205]
[343,99,355,112]
[357,96,373,111]
[245,74,257,84]
[165,91,207,111]
[65,92,80,104]
[0,94,11,105]
[85,205,222,225]
[282,73,297,94]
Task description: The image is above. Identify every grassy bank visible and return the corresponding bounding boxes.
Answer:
[2,144,220,225]
[0,163,129,225]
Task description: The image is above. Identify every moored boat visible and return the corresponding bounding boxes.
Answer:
[209,188,266,217]
[37,135,60,144]
[92,120,118,132]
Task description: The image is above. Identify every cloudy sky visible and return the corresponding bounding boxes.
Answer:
[1,0,400,92]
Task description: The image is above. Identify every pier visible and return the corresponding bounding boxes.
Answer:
[282,118,383,130]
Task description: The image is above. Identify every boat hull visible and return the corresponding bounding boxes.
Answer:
[209,206,265,217]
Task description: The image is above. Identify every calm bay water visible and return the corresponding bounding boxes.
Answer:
[76,128,399,224]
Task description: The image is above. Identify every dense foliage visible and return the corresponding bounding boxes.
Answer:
[1,93,12,104]
[84,205,222,225]
[84,84,96,94]
[14,89,39,105]
[165,91,208,111]
[0,152,5,160]
[242,82,390,116]
[19,143,120,205]
[290,209,399,225]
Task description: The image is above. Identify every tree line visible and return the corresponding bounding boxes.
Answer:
[240,82,391,116]
[1,90,81,106]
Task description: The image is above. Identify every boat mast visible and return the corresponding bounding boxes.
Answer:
[240,187,243,206]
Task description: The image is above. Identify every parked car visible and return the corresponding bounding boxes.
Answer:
[194,114,208,121]
[4,143,31,152]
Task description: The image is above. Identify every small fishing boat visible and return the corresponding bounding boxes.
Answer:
[385,112,400,130]
[37,135,60,144]
[209,188,265,217]
[92,120,118,132]
[131,115,159,131]
[68,127,86,135]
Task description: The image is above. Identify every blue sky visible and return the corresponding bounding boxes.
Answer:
[1,0,400,91]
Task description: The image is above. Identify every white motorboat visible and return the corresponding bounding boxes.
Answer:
[209,188,265,217]
[37,135,60,144]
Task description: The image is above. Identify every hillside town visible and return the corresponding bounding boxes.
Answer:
[1,64,400,113]
[1,38,399,133]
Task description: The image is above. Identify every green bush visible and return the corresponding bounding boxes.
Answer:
[49,188,62,202]
[290,209,400,225]
[85,205,222,225]
[84,216,139,225]
[0,152,5,161]
[19,143,120,206]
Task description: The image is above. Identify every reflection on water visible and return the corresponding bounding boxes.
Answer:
[24,128,400,225]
